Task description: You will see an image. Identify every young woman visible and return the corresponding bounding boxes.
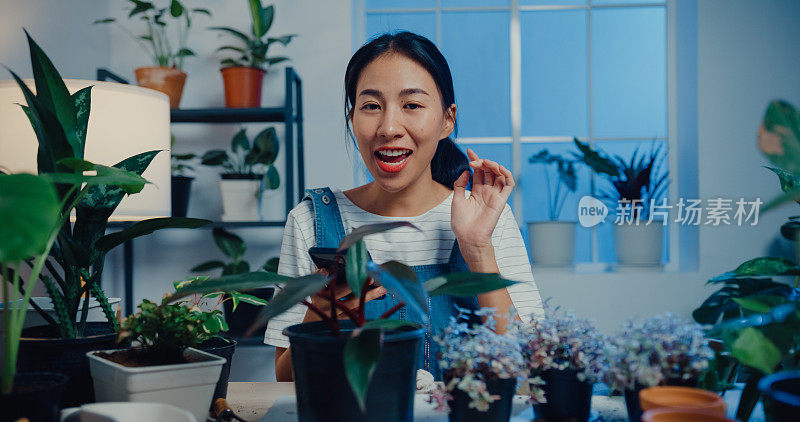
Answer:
[264,32,543,382]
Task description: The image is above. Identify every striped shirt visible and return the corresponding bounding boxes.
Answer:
[263,189,544,348]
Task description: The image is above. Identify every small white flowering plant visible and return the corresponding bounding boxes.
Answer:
[515,305,606,404]
[603,313,713,391]
[428,307,527,413]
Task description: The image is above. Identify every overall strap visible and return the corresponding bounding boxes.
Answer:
[305,187,347,248]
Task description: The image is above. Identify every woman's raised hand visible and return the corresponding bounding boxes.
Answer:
[451,148,514,252]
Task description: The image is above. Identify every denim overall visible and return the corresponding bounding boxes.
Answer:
[305,187,480,380]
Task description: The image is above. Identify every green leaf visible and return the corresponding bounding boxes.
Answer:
[424,272,518,297]
[212,228,246,260]
[128,0,155,17]
[93,18,116,24]
[167,271,298,303]
[344,328,381,412]
[231,293,240,312]
[210,26,252,44]
[265,166,280,189]
[247,127,279,166]
[203,312,225,334]
[267,35,296,46]
[217,45,247,54]
[692,278,796,325]
[191,260,226,272]
[201,150,229,166]
[192,8,211,16]
[95,217,210,252]
[367,260,427,321]
[231,128,249,153]
[732,295,790,314]
[71,86,92,157]
[169,0,184,17]
[346,240,369,299]
[261,4,275,35]
[254,274,330,322]
[572,137,620,178]
[0,174,60,262]
[263,257,279,272]
[732,327,781,374]
[725,257,800,278]
[224,261,250,276]
[265,57,289,66]
[736,373,763,422]
[176,48,195,57]
[761,101,800,175]
[58,158,148,194]
[765,166,800,195]
[338,222,419,252]
[249,0,266,38]
[234,293,268,306]
[220,58,241,68]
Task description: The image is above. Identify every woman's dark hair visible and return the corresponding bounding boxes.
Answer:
[344,31,470,189]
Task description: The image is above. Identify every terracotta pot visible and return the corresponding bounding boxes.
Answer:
[642,408,735,422]
[221,66,265,108]
[134,66,186,109]
[639,386,726,416]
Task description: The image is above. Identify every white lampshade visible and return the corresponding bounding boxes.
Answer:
[0,80,171,221]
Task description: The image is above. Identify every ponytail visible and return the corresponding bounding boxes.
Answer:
[431,137,471,189]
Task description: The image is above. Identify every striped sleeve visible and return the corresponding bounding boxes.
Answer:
[263,201,316,348]
[492,205,544,322]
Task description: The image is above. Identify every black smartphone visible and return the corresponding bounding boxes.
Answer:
[308,247,347,279]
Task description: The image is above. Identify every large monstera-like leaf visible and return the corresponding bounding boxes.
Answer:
[0,174,60,262]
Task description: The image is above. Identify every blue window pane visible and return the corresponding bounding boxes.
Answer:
[457,142,514,209]
[522,0,586,5]
[592,7,667,138]
[366,0,436,9]
[593,0,663,4]
[591,140,669,263]
[522,142,592,264]
[442,0,509,7]
[441,11,511,137]
[521,10,588,138]
[365,13,436,42]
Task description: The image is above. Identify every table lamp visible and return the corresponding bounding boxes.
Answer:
[0,79,171,220]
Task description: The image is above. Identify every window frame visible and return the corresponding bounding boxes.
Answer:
[352,0,682,271]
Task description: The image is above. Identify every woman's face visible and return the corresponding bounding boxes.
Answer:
[350,53,455,193]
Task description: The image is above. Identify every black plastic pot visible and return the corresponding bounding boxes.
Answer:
[759,370,800,422]
[624,377,697,422]
[0,372,69,422]
[223,287,274,337]
[533,369,593,422]
[17,322,118,407]
[171,175,194,217]
[285,320,424,422]
[448,377,517,422]
[197,336,237,403]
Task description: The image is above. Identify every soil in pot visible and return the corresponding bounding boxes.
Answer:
[197,337,237,402]
[171,175,194,217]
[285,320,424,422]
[758,370,800,422]
[17,322,119,407]
[447,377,517,422]
[94,348,206,367]
[221,66,266,108]
[533,369,593,422]
[625,378,698,422]
[135,66,187,109]
[223,287,274,337]
[0,372,69,422]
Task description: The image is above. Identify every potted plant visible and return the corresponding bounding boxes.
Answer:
[87,297,227,422]
[169,222,518,421]
[1,164,151,421]
[427,308,526,422]
[517,305,605,422]
[572,138,669,268]
[5,31,210,407]
[171,135,197,217]
[211,0,296,108]
[191,228,275,337]
[94,0,211,108]
[603,313,713,422]
[201,127,281,221]
[527,149,578,267]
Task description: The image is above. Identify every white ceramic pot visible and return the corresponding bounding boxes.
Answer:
[527,221,576,267]
[613,222,664,268]
[87,347,225,422]
[60,402,195,422]
[219,178,262,221]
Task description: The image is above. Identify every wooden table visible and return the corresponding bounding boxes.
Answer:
[227,382,296,420]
